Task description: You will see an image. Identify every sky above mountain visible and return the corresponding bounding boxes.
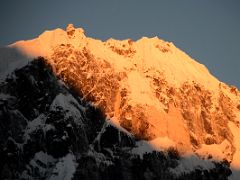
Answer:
[0,0,239,88]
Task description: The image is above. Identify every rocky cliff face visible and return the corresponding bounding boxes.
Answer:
[0,57,233,180]
[1,24,240,179]
[12,24,240,162]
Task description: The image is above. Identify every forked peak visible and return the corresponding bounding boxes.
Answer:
[66,23,75,32]
[66,23,86,38]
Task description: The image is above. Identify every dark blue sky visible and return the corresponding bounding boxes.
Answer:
[0,0,239,88]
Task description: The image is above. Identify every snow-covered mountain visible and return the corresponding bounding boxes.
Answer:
[1,24,240,179]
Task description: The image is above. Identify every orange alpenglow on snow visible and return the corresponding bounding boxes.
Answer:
[10,24,240,173]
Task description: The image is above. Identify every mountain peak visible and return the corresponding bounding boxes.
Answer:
[2,24,240,179]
